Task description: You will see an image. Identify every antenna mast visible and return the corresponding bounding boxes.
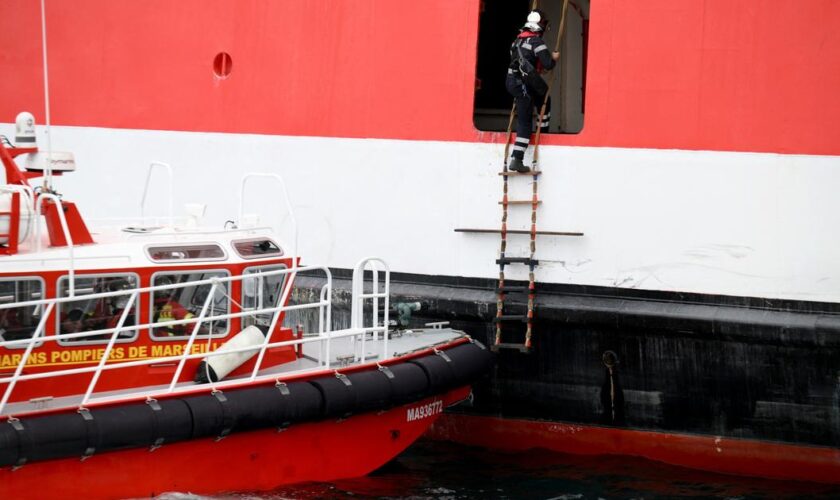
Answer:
[40,0,53,191]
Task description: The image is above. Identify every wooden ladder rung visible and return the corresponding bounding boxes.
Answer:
[493,315,528,323]
[499,171,541,177]
[499,200,541,205]
[455,228,584,236]
[491,343,531,353]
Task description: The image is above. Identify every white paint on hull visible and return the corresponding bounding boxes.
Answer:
[3,123,839,303]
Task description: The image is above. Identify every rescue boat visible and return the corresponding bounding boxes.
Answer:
[4,0,840,486]
[0,118,493,499]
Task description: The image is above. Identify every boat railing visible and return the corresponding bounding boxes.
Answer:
[34,192,76,295]
[239,173,298,270]
[0,258,391,417]
[86,215,191,227]
[351,257,390,364]
[0,184,34,209]
[140,161,174,222]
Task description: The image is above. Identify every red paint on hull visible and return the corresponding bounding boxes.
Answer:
[2,1,840,155]
[427,413,840,485]
[0,387,470,500]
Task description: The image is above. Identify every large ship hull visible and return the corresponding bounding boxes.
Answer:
[430,414,840,485]
[293,272,840,483]
[3,0,840,484]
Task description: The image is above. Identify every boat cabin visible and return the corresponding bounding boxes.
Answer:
[0,116,299,404]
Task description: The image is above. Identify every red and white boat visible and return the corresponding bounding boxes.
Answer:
[3,0,840,487]
[0,123,492,499]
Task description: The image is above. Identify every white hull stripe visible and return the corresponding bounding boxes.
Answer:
[2,122,838,304]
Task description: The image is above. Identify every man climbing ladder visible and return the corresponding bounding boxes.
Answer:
[495,1,572,352]
[505,9,560,173]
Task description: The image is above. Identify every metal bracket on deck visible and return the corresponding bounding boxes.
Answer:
[7,417,26,469]
[377,363,395,379]
[78,408,96,461]
[7,416,23,431]
[212,390,232,441]
[216,428,231,441]
[434,348,452,363]
[334,371,352,387]
[146,397,165,451]
[467,337,487,350]
[275,380,291,396]
[211,390,227,403]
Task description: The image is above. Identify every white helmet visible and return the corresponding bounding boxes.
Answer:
[524,10,549,32]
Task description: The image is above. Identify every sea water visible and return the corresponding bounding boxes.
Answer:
[158,440,840,499]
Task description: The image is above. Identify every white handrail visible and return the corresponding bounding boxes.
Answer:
[0,303,54,414]
[140,161,173,221]
[80,291,139,406]
[34,193,75,296]
[0,185,35,207]
[0,326,385,411]
[238,173,298,269]
[248,269,297,380]
[0,264,310,311]
[351,258,391,361]
[0,258,397,417]
[0,325,374,386]
[318,283,330,366]
[168,281,218,392]
[0,300,329,348]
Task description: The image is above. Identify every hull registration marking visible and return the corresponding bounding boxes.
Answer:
[406,400,444,422]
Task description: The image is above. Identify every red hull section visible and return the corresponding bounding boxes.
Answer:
[0,387,469,499]
[2,1,840,155]
[428,413,840,485]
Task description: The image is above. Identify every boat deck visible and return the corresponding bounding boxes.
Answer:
[1,326,465,417]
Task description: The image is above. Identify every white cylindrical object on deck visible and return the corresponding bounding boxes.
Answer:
[200,325,265,382]
[0,190,34,245]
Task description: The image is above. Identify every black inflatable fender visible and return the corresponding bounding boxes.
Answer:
[0,340,494,467]
[436,341,494,387]
[309,374,357,419]
[222,382,321,432]
[345,368,394,413]
[93,398,192,452]
[409,352,458,393]
[386,362,431,405]
[0,398,194,467]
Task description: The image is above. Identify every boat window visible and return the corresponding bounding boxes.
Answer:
[147,243,226,262]
[473,0,589,134]
[0,278,44,350]
[150,271,230,340]
[242,265,287,331]
[232,238,283,259]
[56,275,139,345]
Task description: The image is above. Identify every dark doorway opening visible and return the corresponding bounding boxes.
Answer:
[473,0,589,134]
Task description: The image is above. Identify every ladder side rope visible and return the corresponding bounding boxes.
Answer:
[497,0,570,350]
[502,104,517,170]
[532,0,570,167]
[496,106,515,346]
[525,0,569,349]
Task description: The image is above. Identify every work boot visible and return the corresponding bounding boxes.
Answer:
[508,157,530,173]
